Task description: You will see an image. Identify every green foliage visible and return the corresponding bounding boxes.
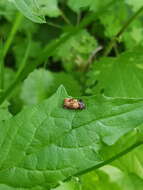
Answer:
[0,0,16,21]
[13,40,42,68]
[12,0,60,23]
[55,30,97,71]
[67,0,113,12]
[99,1,128,38]
[21,69,81,105]
[1,0,143,189]
[0,101,12,121]
[86,48,143,97]
[126,0,143,11]
[12,0,45,23]
[0,86,143,189]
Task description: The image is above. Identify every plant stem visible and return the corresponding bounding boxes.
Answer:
[46,21,63,29]
[0,41,4,90]
[76,141,143,177]
[0,39,31,104]
[84,45,103,72]
[0,59,4,91]
[15,39,31,79]
[53,140,143,189]
[77,12,81,26]
[60,9,72,25]
[113,42,119,56]
[0,12,23,93]
[3,12,23,58]
[104,6,143,56]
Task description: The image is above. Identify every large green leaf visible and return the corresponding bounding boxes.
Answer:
[0,86,143,189]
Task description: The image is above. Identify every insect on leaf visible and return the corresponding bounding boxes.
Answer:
[0,86,143,189]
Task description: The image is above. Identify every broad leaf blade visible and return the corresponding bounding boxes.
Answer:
[0,86,143,189]
[86,48,143,98]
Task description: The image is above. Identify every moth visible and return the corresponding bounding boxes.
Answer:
[63,98,85,110]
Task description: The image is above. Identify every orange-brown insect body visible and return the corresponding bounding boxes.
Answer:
[64,98,85,110]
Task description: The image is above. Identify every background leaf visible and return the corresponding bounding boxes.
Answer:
[54,30,97,72]
[86,48,143,98]
[0,0,16,21]
[67,0,113,12]
[12,0,61,23]
[12,0,46,23]
[21,69,81,105]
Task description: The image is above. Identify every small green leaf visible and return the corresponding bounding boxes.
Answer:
[81,169,121,190]
[99,165,143,190]
[12,0,46,23]
[0,0,16,21]
[12,0,61,23]
[98,1,143,49]
[36,0,61,18]
[55,30,97,71]
[125,0,143,11]
[99,1,128,38]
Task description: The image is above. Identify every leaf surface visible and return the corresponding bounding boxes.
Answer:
[86,48,143,98]
[12,0,60,23]
[0,86,143,189]
[85,48,143,190]
[67,0,113,12]
[0,102,12,121]
[21,69,81,105]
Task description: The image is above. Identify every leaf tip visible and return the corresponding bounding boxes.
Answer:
[56,85,68,95]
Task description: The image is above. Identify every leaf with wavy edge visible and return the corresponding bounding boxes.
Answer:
[0,86,143,189]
